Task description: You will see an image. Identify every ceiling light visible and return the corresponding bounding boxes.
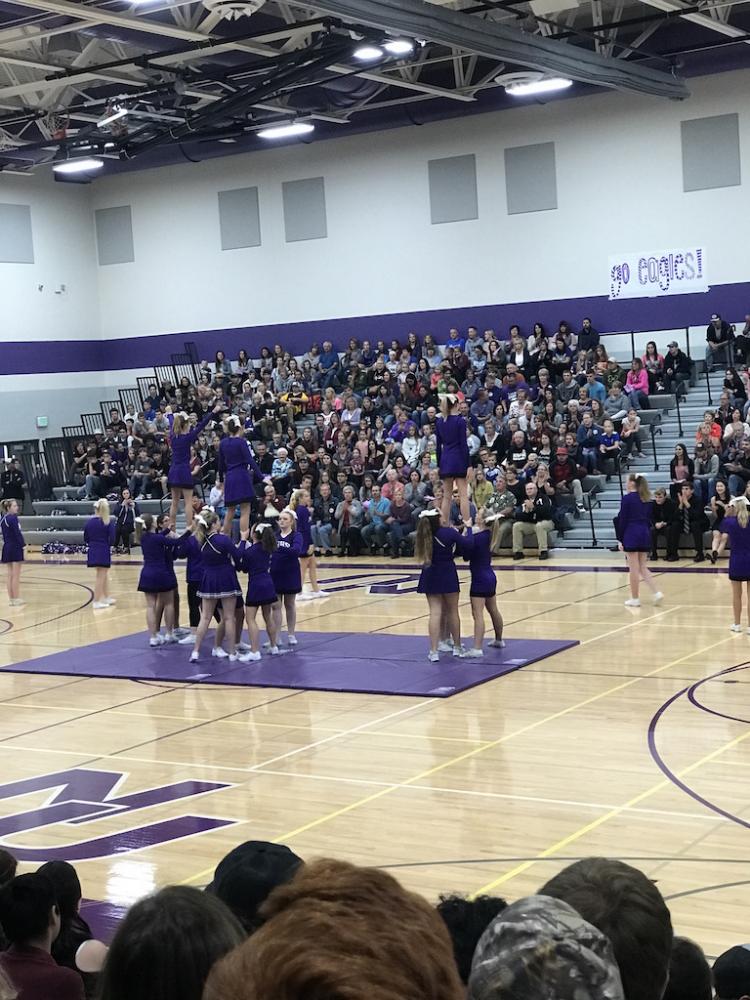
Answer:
[505,76,573,96]
[256,122,315,140]
[383,39,414,55]
[353,44,384,61]
[98,107,128,128]
[53,157,104,175]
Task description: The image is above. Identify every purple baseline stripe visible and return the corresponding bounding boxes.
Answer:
[647,661,750,830]
[2,280,748,375]
[80,899,127,944]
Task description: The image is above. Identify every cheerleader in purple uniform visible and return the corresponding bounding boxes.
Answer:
[616,474,663,608]
[415,508,467,661]
[436,393,471,528]
[723,496,750,632]
[289,489,328,600]
[462,509,505,657]
[238,523,283,659]
[218,416,264,537]
[85,498,116,610]
[1,499,25,607]
[176,528,244,656]
[168,405,223,529]
[191,508,244,664]
[271,507,304,647]
[136,513,181,646]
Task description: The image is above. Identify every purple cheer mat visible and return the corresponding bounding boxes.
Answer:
[1,631,578,698]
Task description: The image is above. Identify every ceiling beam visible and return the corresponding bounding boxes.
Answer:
[636,0,747,39]
[0,0,209,42]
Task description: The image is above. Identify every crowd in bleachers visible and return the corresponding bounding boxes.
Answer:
[3,312,750,559]
[0,842,746,1000]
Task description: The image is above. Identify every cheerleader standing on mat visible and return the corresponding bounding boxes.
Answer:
[722,496,750,632]
[289,489,328,600]
[238,523,283,659]
[190,508,244,664]
[85,498,116,610]
[218,416,264,537]
[617,474,663,608]
[136,513,180,646]
[176,526,245,655]
[271,507,304,647]
[1,499,25,607]
[415,508,466,662]
[462,509,505,657]
[436,393,471,528]
[168,405,223,529]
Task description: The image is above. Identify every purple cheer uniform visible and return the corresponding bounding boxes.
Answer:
[616,491,652,552]
[0,513,25,563]
[138,531,180,593]
[238,540,278,607]
[198,531,242,599]
[463,529,496,598]
[218,436,263,505]
[177,532,204,584]
[417,526,465,595]
[296,505,313,553]
[168,412,214,489]
[724,516,750,581]
[84,517,116,568]
[270,530,304,595]
[436,414,470,478]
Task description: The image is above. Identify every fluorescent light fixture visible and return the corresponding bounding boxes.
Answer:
[257,122,314,139]
[98,107,128,128]
[53,157,104,175]
[505,76,573,96]
[383,39,414,55]
[353,44,384,61]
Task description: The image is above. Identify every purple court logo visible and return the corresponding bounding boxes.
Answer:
[0,768,236,862]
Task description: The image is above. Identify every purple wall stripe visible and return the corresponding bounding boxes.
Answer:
[2,280,749,376]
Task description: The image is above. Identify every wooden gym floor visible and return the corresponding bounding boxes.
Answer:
[0,552,747,957]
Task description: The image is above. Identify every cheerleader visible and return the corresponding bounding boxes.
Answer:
[85,498,116,610]
[436,393,471,527]
[218,416,264,536]
[462,509,505,657]
[114,488,139,554]
[168,405,223,529]
[0,499,25,607]
[617,474,663,608]
[271,507,304,647]
[136,513,180,646]
[414,508,466,661]
[289,489,328,600]
[723,496,750,632]
[176,525,245,656]
[191,508,244,663]
[238,523,283,659]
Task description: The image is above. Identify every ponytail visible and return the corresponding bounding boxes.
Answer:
[135,513,154,543]
[628,474,651,502]
[414,514,438,565]
[94,497,111,526]
[289,490,303,511]
[439,393,458,420]
[194,508,219,545]
[254,524,277,553]
[0,499,15,515]
[738,505,750,529]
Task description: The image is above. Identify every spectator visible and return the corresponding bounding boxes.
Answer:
[620,409,645,460]
[469,894,624,1000]
[734,314,750,364]
[724,438,750,497]
[668,481,708,562]
[35,862,95,998]
[1,460,26,507]
[206,841,303,935]
[204,859,464,1000]
[361,482,390,552]
[706,312,733,370]
[663,341,691,396]
[512,480,554,560]
[669,443,694,499]
[311,482,337,555]
[318,341,340,389]
[642,341,665,392]
[692,442,719,504]
[650,487,676,559]
[577,411,604,475]
[713,944,750,1000]
[577,317,600,354]
[663,937,711,1000]
[540,858,672,1000]
[0,872,85,1000]
[335,485,363,556]
[624,358,650,409]
[436,895,507,986]
[387,483,414,556]
[604,383,629,423]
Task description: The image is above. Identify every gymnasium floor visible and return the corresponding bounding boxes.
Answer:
[0,552,747,956]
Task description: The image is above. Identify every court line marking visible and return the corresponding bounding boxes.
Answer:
[180,633,733,885]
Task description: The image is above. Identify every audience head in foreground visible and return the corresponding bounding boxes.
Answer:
[437,894,508,985]
[662,937,711,1000]
[713,945,750,1000]
[540,857,673,1000]
[204,857,465,1000]
[469,894,624,1000]
[206,840,303,934]
[97,885,244,1000]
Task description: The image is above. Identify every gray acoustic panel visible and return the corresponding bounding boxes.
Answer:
[428,154,479,225]
[218,186,261,250]
[681,113,741,192]
[0,203,34,264]
[282,177,327,243]
[95,205,134,265]
[504,141,558,215]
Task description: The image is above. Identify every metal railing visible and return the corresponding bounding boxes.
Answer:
[649,423,662,472]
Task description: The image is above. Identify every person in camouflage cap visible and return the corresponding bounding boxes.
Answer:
[468,894,625,1000]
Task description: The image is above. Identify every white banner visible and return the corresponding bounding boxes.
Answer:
[609,246,707,300]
